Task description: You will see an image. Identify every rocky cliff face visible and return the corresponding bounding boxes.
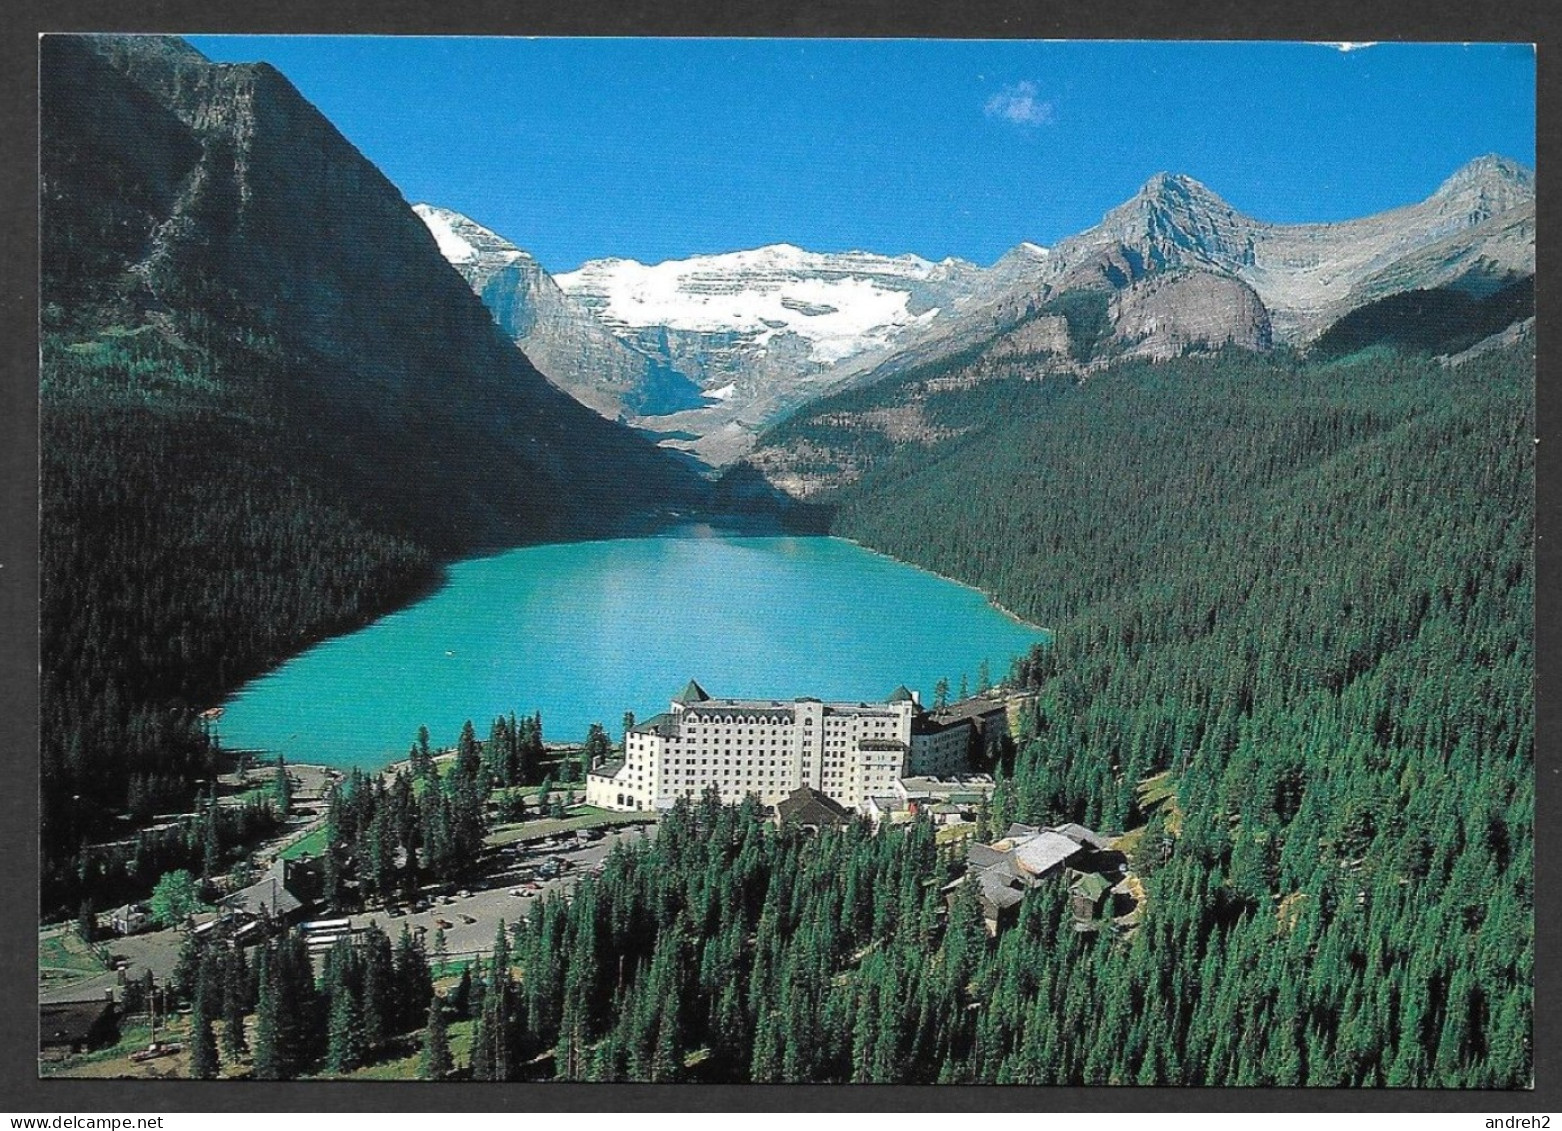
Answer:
[811,156,1534,428]
[744,158,1533,499]
[413,205,706,419]
[421,143,1530,467]
[43,35,706,547]
[1110,271,1273,360]
[1005,158,1535,344]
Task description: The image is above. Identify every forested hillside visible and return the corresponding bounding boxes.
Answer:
[38,35,710,915]
[739,334,1534,1085]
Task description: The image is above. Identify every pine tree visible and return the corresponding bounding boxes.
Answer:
[221,946,249,1064]
[251,948,281,1081]
[187,959,218,1079]
[419,996,453,1081]
[326,987,363,1074]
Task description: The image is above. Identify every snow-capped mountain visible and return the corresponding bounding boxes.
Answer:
[416,215,1022,462]
[420,155,1532,466]
[414,205,706,418]
[551,244,1007,462]
[555,244,989,367]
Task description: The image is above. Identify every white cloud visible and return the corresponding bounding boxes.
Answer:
[1314,41,1380,52]
[984,81,1054,127]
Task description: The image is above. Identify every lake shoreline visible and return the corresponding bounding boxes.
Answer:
[834,536,1053,637]
[215,530,1049,766]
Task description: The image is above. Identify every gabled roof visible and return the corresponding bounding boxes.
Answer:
[630,712,678,737]
[976,870,1026,911]
[673,679,711,705]
[40,998,115,1044]
[1072,871,1112,901]
[774,786,853,829]
[967,842,1010,871]
[1012,831,1083,877]
[1051,822,1110,850]
[224,858,305,919]
[886,685,917,704]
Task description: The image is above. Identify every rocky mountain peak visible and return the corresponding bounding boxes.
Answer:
[1071,169,1255,278]
[412,204,533,273]
[1127,171,1241,219]
[1429,153,1535,215]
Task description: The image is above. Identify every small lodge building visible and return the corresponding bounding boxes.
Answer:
[39,995,118,1059]
[948,821,1119,935]
[1070,871,1114,926]
[218,856,322,931]
[772,785,855,831]
[109,902,151,936]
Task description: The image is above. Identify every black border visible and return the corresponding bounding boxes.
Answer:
[3,0,1554,1114]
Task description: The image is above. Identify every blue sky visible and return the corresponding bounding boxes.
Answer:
[188,37,1535,274]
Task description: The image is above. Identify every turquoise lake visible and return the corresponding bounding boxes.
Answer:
[216,531,1048,768]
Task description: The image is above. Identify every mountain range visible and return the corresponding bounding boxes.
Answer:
[420,155,1533,466]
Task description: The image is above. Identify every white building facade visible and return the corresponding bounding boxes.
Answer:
[586,681,919,813]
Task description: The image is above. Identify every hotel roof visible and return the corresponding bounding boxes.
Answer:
[673,679,711,705]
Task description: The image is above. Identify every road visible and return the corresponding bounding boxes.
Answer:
[346,825,655,961]
[40,824,655,1003]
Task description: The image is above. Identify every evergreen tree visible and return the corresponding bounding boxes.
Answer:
[251,948,282,1081]
[221,946,249,1064]
[187,958,218,1079]
[419,996,453,1080]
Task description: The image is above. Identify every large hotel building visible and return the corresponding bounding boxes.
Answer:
[585,680,1010,814]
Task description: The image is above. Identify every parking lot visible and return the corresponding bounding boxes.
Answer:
[340,823,655,961]
[43,823,657,1003]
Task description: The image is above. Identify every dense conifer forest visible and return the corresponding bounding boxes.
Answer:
[747,335,1534,1085]
[137,337,1532,1087]
[37,32,1533,1089]
[39,316,440,914]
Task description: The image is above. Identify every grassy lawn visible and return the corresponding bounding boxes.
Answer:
[279,826,328,861]
[487,808,652,847]
[315,1019,475,1081]
[1135,770,1184,834]
[38,928,107,986]
[1112,825,1145,857]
